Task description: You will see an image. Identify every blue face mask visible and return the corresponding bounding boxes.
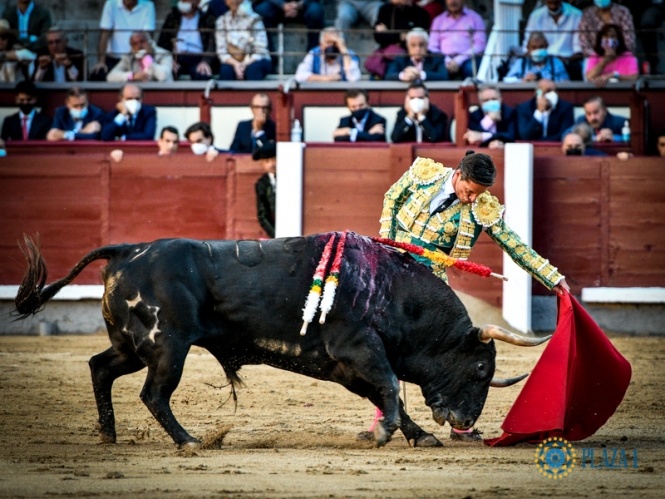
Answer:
[481,99,501,114]
[70,107,88,121]
[594,0,612,9]
[530,48,548,63]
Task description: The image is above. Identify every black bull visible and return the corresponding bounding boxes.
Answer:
[15,232,546,448]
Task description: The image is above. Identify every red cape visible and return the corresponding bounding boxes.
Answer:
[484,293,632,446]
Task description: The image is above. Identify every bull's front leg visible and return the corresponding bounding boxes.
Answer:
[398,401,443,447]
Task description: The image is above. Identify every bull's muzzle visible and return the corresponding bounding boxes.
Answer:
[445,410,475,431]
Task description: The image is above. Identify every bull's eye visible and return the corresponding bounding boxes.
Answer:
[477,362,486,374]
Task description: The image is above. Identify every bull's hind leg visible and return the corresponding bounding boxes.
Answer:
[89,346,146,443]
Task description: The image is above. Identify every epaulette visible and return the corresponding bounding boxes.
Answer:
[471,191,505,227]
[408,157,446,186]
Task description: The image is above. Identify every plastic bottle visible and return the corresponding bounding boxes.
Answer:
[290,119,302,142]
[621,120,630,143]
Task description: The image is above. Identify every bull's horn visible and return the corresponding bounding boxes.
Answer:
[478,325,551,346]
[490,373,528,388]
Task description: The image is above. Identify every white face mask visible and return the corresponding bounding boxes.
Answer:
[177,1,193,14]
[544,91,559,109]
[191,142,209,155]
[124,99,141,115]
[409,97,425,114]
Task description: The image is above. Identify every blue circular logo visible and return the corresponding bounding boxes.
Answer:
[535,437,576,479]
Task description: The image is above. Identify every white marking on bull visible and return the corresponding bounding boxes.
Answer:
[126,292,162,343]
[255,338,302,357]
[130,246,150,262]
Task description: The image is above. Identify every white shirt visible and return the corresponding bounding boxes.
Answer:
[523,2,582,58]
[100,0,156,57]
[429,174,457,215]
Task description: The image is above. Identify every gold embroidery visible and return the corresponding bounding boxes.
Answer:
[472,192,505,228]
[408,157,446,185]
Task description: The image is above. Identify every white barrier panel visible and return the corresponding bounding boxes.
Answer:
[275,141,304,237]
[502,143,534,333]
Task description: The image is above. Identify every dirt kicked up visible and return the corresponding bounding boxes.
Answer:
[0,330,663,498]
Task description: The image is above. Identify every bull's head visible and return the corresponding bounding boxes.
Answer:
[423,325,549,431]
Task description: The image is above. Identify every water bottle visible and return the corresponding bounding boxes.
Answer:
[621,120,630,143]
[290,119,302,142]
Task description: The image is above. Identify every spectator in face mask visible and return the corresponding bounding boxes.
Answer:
[584,24,638,87]
[579,0,636,58]
[107,30,173,82]
[503,31,569,83]
[391,80,448,143]
[294,27,361,83]
[464,84,517,149]
[0,80,50,143]
[101,83,157,141]
[46,86,106,141]
[516,79,574,141]
[561,132,587,155]
[185,121,220,162]
[333,89,387,143]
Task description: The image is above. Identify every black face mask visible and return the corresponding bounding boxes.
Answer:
[351,109,367,121]
[18,104,35,115]
[324,45,340,62]
[565,148,583,156]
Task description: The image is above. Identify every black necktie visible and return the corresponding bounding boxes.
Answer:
[433,193,458,215]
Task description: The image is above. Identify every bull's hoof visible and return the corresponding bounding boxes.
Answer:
[409,434,443,448]
[356,431,374,442]
[178,440,201,450]
[98,433,116,444]
[373,424,390,447]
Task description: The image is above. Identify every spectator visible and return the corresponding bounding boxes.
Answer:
[516,79,574,141]
[584,23,638,87]
[32,27,83,82]
[294,27,361,83]
[252,139,277,238]
[658,135,665,157]
[335,0,384,31]
[503,31,569,83]
[417,0,444,24]
[522,0,583,80]
[107,31,173,82]
[0,80,50,142]
[464,84,517,148]
[46,87,106,142]
[101,83,157,141]
[570,95,626,142]
[385,28,449,81]
[216,0,272,81]
[2,0,52,53]
[561,131,589,155]
[91,0,156,81]
[157,126,180,156]
[570,121,607,155]
[157,0,217,81]
[428,0,486,80]
[185,121,220,162]
[579,0,635,58]
[230,93,276,153]
[391,80,448,143]
[365,0,431,79]
[333,89,387,143]
[625,2,664,75]
[0,18,36,82]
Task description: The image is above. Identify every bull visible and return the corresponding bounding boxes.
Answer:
[14,232,546,448]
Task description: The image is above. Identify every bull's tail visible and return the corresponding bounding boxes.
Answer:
[14,234,118,319]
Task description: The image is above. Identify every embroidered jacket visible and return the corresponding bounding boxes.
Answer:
[379,157,564,289]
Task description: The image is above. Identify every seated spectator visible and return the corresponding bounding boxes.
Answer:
[216,0,272,81]
[46,87,106,142]
[428,0,486,80]
[185,121,220,162]
[157,0,217,80]
[230,93,276,153]
[0,19,36,82]
[365,0,431,79]
[294,27,361,83]
[101,83,157,141]
[157,126,180,156]
[658,134,665,157]
[391,80,448,143]
[417,0,444,24]
[2,0,52,53]
[561,131,597,156]
[522,0,583,80]
[333,89,387,143]
[584,24,638,87]
[32,27,83,82]
[252,139,277,238]
[625,2,664,75]
[569,122,608,156]
[335,0,384,31]
[91,0,156,81]
[0,80,50,142]
[385,28,449,82]
[569,95,626,142]
[503,31,569,83]
[516,79,574,141]
[107,31,173,82]
[579,0,635,58]
[464,84,517,149]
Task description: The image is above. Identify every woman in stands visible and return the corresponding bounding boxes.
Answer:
[0,19,36,82]
[584,24,638,87]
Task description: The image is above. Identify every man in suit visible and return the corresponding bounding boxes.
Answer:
[2,0,52,53]
[333,89,387,143]
[31,27,84,82]
[0,80,51,143]
[385,28,449,82]
[252,140,277,238]
[185,121,221,162]
[101,83,157,141]
[46,87,106,141]
[570,95,627,143]
[516,79,574,141]
[391,81,448,144]
[229,93,276,154]
[464,84,517,148]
